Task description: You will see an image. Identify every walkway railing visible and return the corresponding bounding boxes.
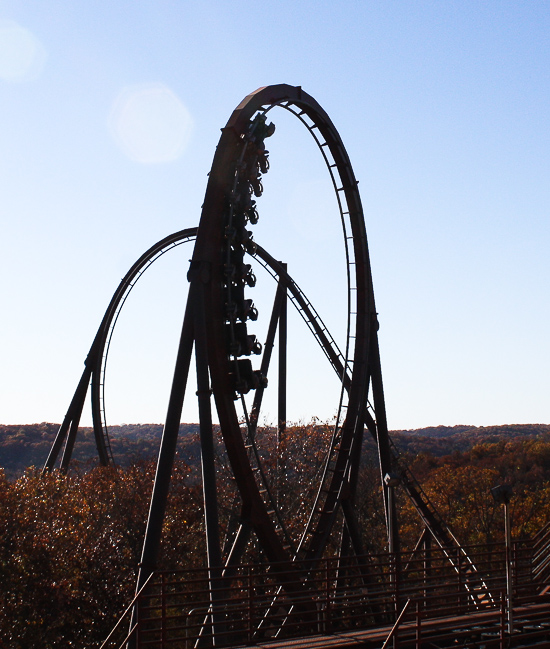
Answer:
[100,539,550,649]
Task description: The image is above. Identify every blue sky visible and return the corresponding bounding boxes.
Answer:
[1,1,549,430]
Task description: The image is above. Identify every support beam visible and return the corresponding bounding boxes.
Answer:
[278,262,287,445]
[136,290,195,592]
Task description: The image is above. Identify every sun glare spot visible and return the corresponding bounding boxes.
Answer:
[109,83,194,164]
[0,20,46,82]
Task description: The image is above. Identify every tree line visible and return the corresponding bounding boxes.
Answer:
[1,423,550,647]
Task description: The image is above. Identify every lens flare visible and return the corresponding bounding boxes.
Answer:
[0,20,46,82]
[109,83,194,164]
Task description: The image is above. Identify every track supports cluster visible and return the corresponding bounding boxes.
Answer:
[43,84,498,646]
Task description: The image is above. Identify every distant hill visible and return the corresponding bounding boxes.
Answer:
[392,423,550,457]
[395,423,550,439]
[1,422,549,478]
[0,423,199,478]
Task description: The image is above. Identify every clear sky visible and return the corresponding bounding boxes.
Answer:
[1,1,549,431]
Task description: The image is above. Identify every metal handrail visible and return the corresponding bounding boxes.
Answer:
[380,599,412,649]
[101,540,542,648]
[99,572,154,649]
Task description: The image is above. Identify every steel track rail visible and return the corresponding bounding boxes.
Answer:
[91,229,198,462]
[43,229,198,472]
[47,220,489,605]
[45,86,494,643]
[190,85,383,570]
[48,86,391,571]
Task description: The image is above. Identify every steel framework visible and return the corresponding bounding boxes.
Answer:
[45,85,503,643]
[100,539,550,649]
[131,84,396,616]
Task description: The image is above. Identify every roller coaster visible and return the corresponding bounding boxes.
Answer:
[44,85,550,648]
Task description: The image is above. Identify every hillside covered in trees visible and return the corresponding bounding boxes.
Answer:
[0,423,199,477]
[2,421,550,477]
[2,421,550,646]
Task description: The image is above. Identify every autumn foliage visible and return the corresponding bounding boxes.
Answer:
[0,461,203,648]
[400,436,550,546]
[1,424,550,647]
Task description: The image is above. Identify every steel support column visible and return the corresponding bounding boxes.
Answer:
[278,263,287,445]
[136,290,195,592]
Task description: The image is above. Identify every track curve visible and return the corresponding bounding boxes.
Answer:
[190,84,389,565]
[45,85,491,617]
[46,86,393,570]
[85,227,350,474]
[89,228,198,463]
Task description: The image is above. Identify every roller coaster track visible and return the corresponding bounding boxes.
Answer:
[45,223,488,602]
[43,228,198,472]
[45,85,492,632]
[254,248,491,605]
